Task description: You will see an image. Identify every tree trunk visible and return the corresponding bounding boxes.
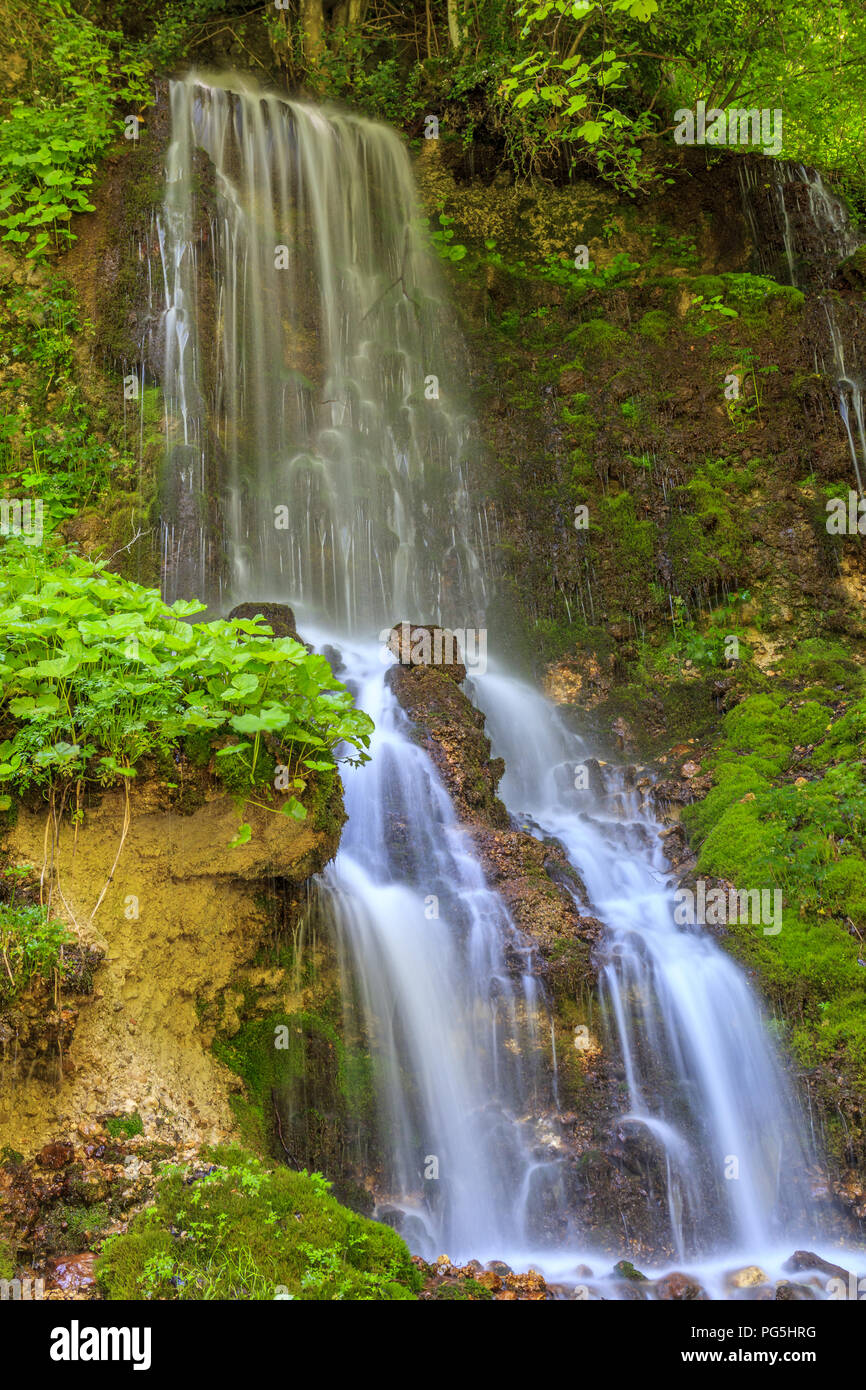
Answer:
[447,0,465,50]
[301,0,325,64]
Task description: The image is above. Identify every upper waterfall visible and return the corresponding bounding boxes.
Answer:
[159,73,486,630]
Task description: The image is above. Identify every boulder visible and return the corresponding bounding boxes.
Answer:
[655,1270,709,1300]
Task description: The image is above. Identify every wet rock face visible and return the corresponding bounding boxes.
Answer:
[35,1143,75,1171]
[415,1254,555,1301]
[783,1249,851,1283]
[0,1119,199,1296]
[0,944,103,1083]
[385,645,600,958]
[386,659,507,826]
[654,1270,709,1300]
[0,774,344,1166]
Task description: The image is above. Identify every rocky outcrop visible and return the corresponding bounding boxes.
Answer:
[385,627,601,970]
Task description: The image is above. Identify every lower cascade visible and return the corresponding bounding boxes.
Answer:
[151,71,862,1297]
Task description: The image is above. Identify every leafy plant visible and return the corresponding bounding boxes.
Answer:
[0,541,373,806]
[97,1148,420,1301]
[0,1,150,258]
[426,211,468,263]
[502,0,661,189]
[0,901,72,1006]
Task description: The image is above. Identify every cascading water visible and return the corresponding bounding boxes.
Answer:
[306,635,566,1261]
[470,672,818,1264]
[160,72,486,625]
[739,161,866,493]
[159,72,564,1266]
[159,73,853,1289]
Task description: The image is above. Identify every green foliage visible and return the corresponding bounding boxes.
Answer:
[112,0,866,203]
[503,0,661,189]
[96,1148,420,1301]
[42,1202,111,1254]
[134,0,226,70]
[426,211,468,263]
[0,901,72,1006]
[0,0,150,258]
[667,589,751,671]
[0,540,372,798]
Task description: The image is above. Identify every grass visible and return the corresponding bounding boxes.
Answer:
[0,901,72,1006]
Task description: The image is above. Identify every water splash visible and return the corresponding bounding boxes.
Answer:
[472,668,818,1260]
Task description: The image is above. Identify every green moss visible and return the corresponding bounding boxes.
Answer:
[682,761,772,840]
[105,1113,144,1140]
[96,1148,420,1301]
[565,318,628,363]
[213,1008,375,1166]
[687,275,726,300]
[42,1202,111,1254]
[596,491,657,611]
[721,273,804,316]
[683,683,866,1122]
[434,1276,494,1300]
[638,309,672,343]
[182,729,214,768]
[214,745,278,797]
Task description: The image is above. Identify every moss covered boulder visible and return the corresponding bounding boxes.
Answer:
[96,1148,420,1301]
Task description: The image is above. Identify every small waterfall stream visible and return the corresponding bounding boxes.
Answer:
[157,74,854,1290]
[471,672,816,1261]
[739,161,866,492]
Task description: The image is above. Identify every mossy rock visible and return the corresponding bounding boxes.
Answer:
[96,1148,420,1301]
[637,309,672,343]
[565,318,628,362]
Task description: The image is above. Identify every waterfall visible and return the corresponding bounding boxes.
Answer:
[159,73,563,1266]
[159,74,843,1285]
[470,672,817,1260]
[160,72,486,626]
[738,161,866,493]
[305,635,565,1261]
